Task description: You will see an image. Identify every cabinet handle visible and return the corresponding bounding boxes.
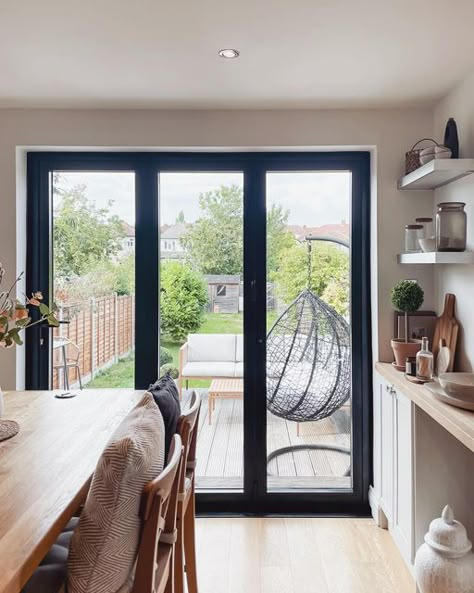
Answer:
[390,386,397,395]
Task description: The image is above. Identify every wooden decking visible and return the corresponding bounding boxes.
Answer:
[185,390,351,490]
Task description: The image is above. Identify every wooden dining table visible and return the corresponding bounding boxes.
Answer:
[0,388,144,593]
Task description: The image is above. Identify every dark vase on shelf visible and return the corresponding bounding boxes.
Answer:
[444,117,459,158]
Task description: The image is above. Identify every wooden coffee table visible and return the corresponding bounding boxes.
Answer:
[208,378,243,424]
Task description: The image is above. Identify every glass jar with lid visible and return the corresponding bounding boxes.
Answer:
[436,202,467,252]
[415,217,434,239]
[405,224,423,253]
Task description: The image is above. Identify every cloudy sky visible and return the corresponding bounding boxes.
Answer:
[55,170,351,228]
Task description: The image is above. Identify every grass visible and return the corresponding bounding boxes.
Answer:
[87,311,279,389]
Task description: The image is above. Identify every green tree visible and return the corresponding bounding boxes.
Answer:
[182,185,294,277]
[160,261,208,341]
[176,210,185,223]
[273,242,349,315]
[53,183,125,278]
[266,204,294,279]
[182,185,243,275]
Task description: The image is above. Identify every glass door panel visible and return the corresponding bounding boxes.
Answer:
[51,171,136,390]
[266,171,353,491]
[159,172,244,491]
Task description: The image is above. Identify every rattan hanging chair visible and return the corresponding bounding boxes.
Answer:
[266,236,351,475]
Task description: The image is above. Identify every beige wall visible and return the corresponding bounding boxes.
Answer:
[0,108,434,388]
[434,72,474,371]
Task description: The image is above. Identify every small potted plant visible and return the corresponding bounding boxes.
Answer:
[391,280,424,369]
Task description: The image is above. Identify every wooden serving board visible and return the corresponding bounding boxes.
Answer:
[432,293,459,372]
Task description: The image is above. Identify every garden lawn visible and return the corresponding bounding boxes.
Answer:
[87,311,278,389]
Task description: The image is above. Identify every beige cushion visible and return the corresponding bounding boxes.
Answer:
[67,393,165,593]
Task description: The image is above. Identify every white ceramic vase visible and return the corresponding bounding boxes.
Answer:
[415,506,474,593]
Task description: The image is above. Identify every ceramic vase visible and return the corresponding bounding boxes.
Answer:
[415,506,474,593]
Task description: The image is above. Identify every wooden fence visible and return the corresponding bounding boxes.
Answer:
[52,294,135,388]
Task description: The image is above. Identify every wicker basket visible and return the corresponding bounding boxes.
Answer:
[405,138,439,174]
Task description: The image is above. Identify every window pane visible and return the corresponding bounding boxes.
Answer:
[266,171,352,491]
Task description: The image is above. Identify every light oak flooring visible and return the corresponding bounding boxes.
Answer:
[195,518,415,593]
[185,391,351,490]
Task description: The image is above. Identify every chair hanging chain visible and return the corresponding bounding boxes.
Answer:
[307,240,312,290]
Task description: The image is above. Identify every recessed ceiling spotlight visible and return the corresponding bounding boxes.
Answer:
[218,48,240,59]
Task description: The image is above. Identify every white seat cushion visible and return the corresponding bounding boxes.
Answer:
[235,335,244,362]
[182,362,236,378]
[187,334,236,363]
[234,362,244,378]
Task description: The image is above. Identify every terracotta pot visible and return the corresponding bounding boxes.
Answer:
[391,338,422,369]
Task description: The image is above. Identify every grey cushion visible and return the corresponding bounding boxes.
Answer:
[148,373,181,459]
[23,565,66,593]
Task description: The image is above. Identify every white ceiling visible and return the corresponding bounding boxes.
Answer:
[1,0,474,109]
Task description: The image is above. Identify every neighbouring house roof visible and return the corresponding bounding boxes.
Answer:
[161,222,189,240]
[287,222,349,242]
[204,275,240,285]
[122,222,135,237]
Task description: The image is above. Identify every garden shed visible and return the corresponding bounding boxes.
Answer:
[204,275,240,314]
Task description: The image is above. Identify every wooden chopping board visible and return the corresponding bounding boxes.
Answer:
[432,293,459,372]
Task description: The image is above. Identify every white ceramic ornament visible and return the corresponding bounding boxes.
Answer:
[415,505,474,593]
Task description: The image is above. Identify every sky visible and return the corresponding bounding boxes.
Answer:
[54,170,351,227]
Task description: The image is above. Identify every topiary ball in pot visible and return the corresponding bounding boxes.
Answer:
[390,280,424,370]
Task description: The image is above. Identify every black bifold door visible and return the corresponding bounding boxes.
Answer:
[27,151,371,514]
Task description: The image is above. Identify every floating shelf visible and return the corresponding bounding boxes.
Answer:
[398,159,474,190]
[397,252,474,264]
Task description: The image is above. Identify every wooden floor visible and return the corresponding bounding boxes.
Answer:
[196,518,415,593]
[186,391,351,490]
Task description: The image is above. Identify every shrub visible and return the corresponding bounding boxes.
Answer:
[160,261,208,341]
[391,280,424,313]
[160,364,179,379]
[159,346,173,366]
[391,280,424,342]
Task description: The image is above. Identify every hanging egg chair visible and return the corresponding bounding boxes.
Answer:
[266,236,351,475]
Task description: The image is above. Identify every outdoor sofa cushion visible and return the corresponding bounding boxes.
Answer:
[234,362,244,378]
[66,393,165,593]
[187,334,236,363]
[182,362,236,378]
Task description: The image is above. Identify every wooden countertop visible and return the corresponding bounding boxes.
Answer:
[0,389,144,593]
[375,362,474,454]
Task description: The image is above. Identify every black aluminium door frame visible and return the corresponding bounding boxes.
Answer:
[26,150,372,516]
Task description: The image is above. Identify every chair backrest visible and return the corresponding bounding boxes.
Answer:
[177,391,201,495]
[132,433,183,593]
[187,334,236,363]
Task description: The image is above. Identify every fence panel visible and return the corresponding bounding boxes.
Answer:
[52,293,135,389]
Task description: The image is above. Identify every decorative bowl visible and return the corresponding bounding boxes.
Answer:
[418,238,436,252]
[438,373,474,399]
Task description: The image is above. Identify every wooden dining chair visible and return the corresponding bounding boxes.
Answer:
[132,432,184,593]
[175,391,201,593]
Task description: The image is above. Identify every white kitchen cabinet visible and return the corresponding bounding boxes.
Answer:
[371,371,414,569]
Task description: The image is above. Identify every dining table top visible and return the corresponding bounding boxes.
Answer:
[0,388,144,593]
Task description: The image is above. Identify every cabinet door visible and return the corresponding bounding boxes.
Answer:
[380,380,394,522]
[372,373,382,497]
[392,389,414,565]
